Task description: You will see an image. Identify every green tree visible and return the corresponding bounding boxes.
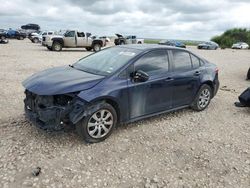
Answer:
[211,28,250,48]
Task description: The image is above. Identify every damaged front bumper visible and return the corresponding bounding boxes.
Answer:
[24,90,87,131]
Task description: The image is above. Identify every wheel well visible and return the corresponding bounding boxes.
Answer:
[104,99,120,123]
[52,39,64,46]
[91,98,120,123]
[202,81,214,97]
[92,40,103,47]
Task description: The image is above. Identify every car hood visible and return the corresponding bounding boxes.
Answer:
[22,66,105,95]
[50,35,63,39]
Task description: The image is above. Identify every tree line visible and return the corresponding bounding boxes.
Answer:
[211,28,250,48]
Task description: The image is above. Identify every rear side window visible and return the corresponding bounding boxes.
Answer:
[77,32,85,37]
[172,50,192,71]
[134,50,169,75]
[191,54,200,69]
[48,32,53,35]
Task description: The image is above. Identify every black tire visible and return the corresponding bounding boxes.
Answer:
[138,41,142,44]
[93,43,101,52]
[47,46,52,51]
[191,84,212,111]
[86,47,92,51]
[1,36,6,40]
[120,41,125,45]
[19,36,24,40]
[76,102,117,143]
[33,38,39,43]
[247,68,250,80]
[52,42,62,51]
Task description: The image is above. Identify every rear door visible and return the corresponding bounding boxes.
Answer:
[170,50,201,107]
[76,32,86,47]
[128,49,173,118]
[64,31,76,47]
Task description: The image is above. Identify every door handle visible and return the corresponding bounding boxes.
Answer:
[165,77,174,82]
[194,71,201,76]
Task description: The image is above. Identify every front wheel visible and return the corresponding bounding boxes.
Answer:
[76,103,117,143]
[33,38,39,43]
[191,84,212,111]
[52,42,62,51]
[19,36,24,40]
[93,43,101,52]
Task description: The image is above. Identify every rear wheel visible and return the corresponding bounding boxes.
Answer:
[191,84,212,111]
[76,102,117,143]
[1,36,6,40]
[120,41,125,45]
[52,42,62,51]
[93,43,101,52]
[19,36,24,40]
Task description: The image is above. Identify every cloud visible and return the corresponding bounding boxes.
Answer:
[0,0,250,40]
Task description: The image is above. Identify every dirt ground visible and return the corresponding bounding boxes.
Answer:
[0,39,249,188]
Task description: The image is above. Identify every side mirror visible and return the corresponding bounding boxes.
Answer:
[131,70,149,82]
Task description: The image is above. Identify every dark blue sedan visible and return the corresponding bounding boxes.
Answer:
[159,40,186,48]
[23,45,219,143]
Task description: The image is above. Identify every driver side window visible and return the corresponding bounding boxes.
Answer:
[134,50,169,76]
[65,31,75,37]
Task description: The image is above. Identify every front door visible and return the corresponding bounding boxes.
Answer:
[64,31,76,47]
[128,49,173,119]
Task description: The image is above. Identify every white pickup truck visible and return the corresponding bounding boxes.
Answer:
[30,31,54,43]
[114,34,144,45]
[42,30,105,52]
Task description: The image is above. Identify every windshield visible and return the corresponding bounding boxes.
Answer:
[73,47,141,76]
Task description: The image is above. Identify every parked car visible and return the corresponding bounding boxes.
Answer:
[114,34,144,45]
[0,29,7,39]
[43,30,104,52]
[21,23,40,31]
[23,44,219,143]
[30,31,54,43]
[100,36,111,43]
[198,41,219,50]
[5,29,26,40]
[0,30,8,44]
[159,40,186,48]
[231,42,249,49]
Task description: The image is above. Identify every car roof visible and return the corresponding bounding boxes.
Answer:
[116,44,187,51]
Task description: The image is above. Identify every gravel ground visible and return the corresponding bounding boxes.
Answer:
[0,39,249,188]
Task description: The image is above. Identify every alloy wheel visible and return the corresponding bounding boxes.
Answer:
[87,109,114,138]
[198,89,211,109]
